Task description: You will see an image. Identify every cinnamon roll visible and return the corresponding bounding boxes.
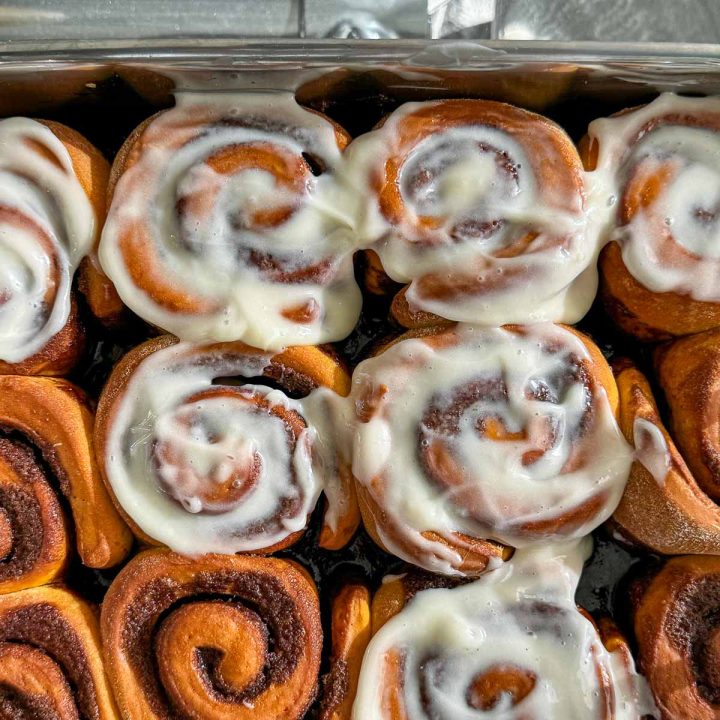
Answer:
[350,323,632,575]
[353,541,656,719]
[95,335,359,555]
[0,117,118,375]
[583,93,720,340]
[0,585,119,718]
[345,99,599,328]
[633,555,720,719]
[654,328,720,503]
[99,92,362,350]
[612,361,720,554]
[101,548,322,720]
[0,375,132,593]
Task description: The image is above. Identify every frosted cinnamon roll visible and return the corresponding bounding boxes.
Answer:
[99,92,362,350]
[95,335,359,555]
[633,555,720,720]
[612,361,720,554]
[0,375,132,593]
[0,118,116,375]
[101,549,322,720]
[345,99,599,327]
[353,541,657,719]
[350,323,632,575]
[0,585,119,719]
[583,93,720,339]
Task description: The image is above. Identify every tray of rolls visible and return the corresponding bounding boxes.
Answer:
[0,40,719,719]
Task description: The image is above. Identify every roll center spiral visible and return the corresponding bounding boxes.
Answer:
[466,663,537,711]
[156,602,269,705]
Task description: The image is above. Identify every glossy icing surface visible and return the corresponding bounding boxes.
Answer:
[588,93,720,301]
[0,118,95,362]
[103,341,345,554]
[344,100,603,324]
[354,540,657,719]
[100,92,363,350]
[349,324,633,574]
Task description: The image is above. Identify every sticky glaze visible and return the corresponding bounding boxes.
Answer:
[633,417,671,487]
[103,340,346,554]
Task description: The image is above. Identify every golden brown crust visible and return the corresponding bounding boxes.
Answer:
[320,583,372,720]
[362,249,401,298]
[94,335,358,551]
[390,286,456,330]
[0,584,120,719]
[0,437,69,594]
[634,555,720,720]
[107,111,164,204]
[655,329,720,502]
[0,375,132,578]
[599,242,720,341]
[612,363,720,554]
[101,548,322,720]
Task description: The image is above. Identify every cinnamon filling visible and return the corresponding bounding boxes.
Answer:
[0,603,97,718]
[119,570,308,715]
[467,664,537,710]
[0,440,50,583]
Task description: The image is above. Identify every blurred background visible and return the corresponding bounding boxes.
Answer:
[0,0,718,43]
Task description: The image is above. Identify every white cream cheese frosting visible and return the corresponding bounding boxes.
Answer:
[353,540,658,719]
[0,118,95,363]
[349,323,633,574]
[99,92,363,350]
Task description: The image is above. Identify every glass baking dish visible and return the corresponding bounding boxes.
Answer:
[0,37,717,716]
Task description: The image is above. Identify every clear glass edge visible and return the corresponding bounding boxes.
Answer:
[0,38,719,67]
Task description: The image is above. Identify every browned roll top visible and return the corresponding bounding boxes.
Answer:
[0,585,119,719]
[634,555,720,720]
[0,375,131,594]
[101,549,322,720]
[612,361,720,554]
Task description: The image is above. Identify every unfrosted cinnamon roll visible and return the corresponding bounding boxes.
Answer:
[99,92,362,350]
[654,328,720,504]
[101,548,322,720]
[0,585,119,718]
[350,323,632,575]
[0,375,132,593]
[633,555,720,720]
[95,335,359,555]
[0,118,119,375]
[353,541,656,719]
[612,361,720,554]
[583,93,720,340]
[345,99,599,328]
